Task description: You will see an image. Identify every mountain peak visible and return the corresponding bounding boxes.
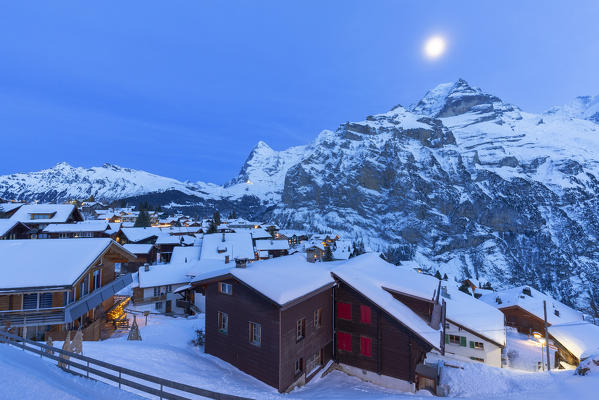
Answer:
[545,94,599,124]
[53,162,73,169]
[410,78,503,118]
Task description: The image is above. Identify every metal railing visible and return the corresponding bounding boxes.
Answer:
[0,329,252,400]
[66,274,133,322]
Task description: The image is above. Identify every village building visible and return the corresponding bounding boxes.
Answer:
[201,232,256,263]
[275,230,309,247]
[548,321,599,367]
[8,204,84,237]
[42,220,111,239]
[191,254,339,392]
[480,286,587,368]
[305,242,326,262]
[155,234,195,263]
[121,244,158,273]
[0,238,136,341]
[117,227,162,245]
[439,283,506,367]
[0,220,30,240]
[255,239,290,259]
[0,202,24,218]
[132,262,193,315]
[330,254,443,392]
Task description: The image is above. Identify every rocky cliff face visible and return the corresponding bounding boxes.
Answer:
[2,79,599,313]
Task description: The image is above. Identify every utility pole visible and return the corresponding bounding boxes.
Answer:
[543,300,551,371]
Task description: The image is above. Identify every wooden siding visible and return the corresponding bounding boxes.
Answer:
[279,288,333,390]
[334,281,433,383]
[388,291,434,322]
[204,278,281,389]
[500,306,546,335]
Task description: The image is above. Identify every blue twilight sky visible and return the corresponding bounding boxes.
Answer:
[1,1,598,183]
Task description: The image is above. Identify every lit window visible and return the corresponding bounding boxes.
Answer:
[360,336,372,357]
[218,282,233,295]
[470,341,484,350]
[249,322,261,346]
[336,302,351,320]
[360,305,371,324]
[218,311,229,334]
[92,270,101,290]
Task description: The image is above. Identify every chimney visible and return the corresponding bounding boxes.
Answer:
[235,258,247,268]
[144,263,150,272]
[225,255,230,264]
[222,232,225,242]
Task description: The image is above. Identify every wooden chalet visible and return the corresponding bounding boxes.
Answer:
[255,239,290,259]
[43,221,111,239]
[330,254,443,393]
[0,202,24,218]
[191,254,336,392]
[122,244,158,273]
[0,238,136,341]
[0,220,30,240]
[8,204,84,236]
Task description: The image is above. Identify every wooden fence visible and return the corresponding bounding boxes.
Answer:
[0,330,252,400]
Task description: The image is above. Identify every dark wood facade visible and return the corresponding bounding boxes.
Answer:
[200,276,333,392]
[499,305,547,335]
[334,280,435,384]
[0,222,30,240]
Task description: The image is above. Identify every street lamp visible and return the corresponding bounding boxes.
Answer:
[532,331,546,371]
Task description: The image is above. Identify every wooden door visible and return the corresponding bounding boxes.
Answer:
[166,300,172,313]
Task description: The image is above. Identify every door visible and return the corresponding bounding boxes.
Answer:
[165,300,172,313]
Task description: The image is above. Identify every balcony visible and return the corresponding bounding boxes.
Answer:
[0,274,132,328]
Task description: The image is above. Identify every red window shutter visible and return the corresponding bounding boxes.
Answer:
[336,332,351,352]
[360,305,371,324]
[360,336,372,357]
[336,302,351,320]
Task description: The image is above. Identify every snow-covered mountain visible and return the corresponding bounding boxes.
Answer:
[546,95,599,124]
[2,79,599,314]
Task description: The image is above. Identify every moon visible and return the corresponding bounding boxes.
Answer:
[424,36,447,59]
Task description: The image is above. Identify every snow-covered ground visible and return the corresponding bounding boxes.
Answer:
[2,313,598,400]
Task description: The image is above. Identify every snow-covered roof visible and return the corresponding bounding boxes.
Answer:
[250,228,271,239]
[200,232,255,261]
[43,221,109,233]
[441,283,506,346]
[120,227,161,243]
[123,244,154,255]
[331,253,441,349]
[255,239,289,251]
[276,229,309,238]
[0,238,134,290]
[8,204,79,224]
[193,254,339,306]
[170,246,201,264]
[137,263,191,288]
[479,286,584,326]
[0,203,24,213]
[0,220,27,237]
[155,234,195,245]
[549,322,599,360]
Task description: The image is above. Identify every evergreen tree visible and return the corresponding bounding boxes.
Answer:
[134,210,152,227]
[87,195,95,202]
[228,210,237,219]
[207,219,217,234]
[442,273,449,281]
[323,245,334,262]
[434,270,442,280]
[213,211,221,226]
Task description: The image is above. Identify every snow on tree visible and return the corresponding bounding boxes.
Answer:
[134,210,152,227]
[58,331,72,368]
[45,336,54,356]
[71,329,83,355]
[127,315,142,341]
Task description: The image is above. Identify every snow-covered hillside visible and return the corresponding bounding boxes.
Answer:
[546,95,599,124]
[2,79,599,314]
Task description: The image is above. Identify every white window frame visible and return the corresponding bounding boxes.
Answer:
[218,282,233,295]
[249,321,261,346]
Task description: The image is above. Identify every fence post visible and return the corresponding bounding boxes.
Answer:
[87,361,89,378]
[118,370,122,389]
[160,383,163,400]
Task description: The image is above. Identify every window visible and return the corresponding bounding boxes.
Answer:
[336,331,352,352]
[39,293,53,309]
[166,285,172,293]
[218,311,229,334]
[470,341,484,350]
[296,318,306,341]
[360,336,372,357]
[23,294,38,310]
[306,350,322,374]
[80,275,89,297]
[63,291,73,306]
[336,302,351,320]
[314,308,322,329]
[447,334,466,346]
[218,282,233,295]
[59,233,69,239]
[470,356,484,363]
[92,270,101,291]
[155,301,163,310]
[249,322,261,346]
[360,305,371,324]
[153,287,160,297]
[294,358,304,375]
